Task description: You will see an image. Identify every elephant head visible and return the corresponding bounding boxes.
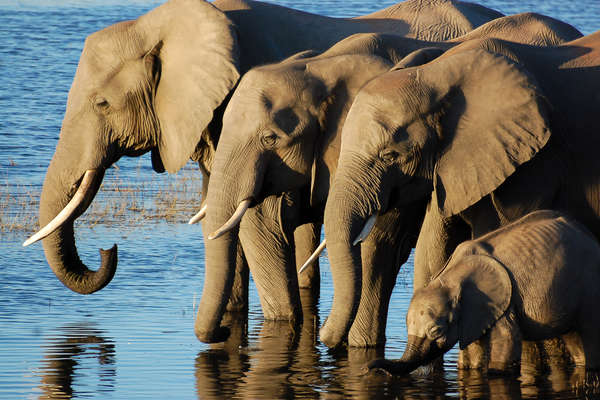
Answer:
[195,50,397,342]
[24,0,240,294]
[368,252,512,375]
[321,46,550,347]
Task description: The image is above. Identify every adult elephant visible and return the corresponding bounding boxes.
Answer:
[22,0,506,342]
[200,14,582,347]
[320,31,600,349]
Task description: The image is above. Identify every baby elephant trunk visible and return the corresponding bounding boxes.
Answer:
[367,335,444,376]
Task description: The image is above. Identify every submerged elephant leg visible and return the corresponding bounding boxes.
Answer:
[488,312,522,374]
[294,222,321,292]
[239,194,301,321]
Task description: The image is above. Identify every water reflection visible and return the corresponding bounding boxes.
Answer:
[195,288,321,399]
[36,324,116,399]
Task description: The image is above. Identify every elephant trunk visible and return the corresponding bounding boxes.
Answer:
[195,141,265,343]
[321,153,386,348]
[368,335,443,376]
[38,159,117,294]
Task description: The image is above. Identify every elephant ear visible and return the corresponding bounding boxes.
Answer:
[136,0,240,173]
[419,48,551,217]
[439,254,512,350]
[391,47,446,70]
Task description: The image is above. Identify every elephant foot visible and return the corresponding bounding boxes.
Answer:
[194,325,231,344]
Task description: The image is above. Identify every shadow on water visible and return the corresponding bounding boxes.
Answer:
[35,324,116,399]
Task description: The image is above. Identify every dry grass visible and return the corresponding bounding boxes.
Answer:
[0,166,204,234]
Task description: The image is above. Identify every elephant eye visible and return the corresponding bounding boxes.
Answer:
[380,149,399,163]
[261,132,278,147]
[94,96,110,110]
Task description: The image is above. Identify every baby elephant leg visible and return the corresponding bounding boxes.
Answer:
[488,312,522,374]
[459,336,489,370]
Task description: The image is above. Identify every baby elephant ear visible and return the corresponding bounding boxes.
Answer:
[441,254,512,350]
[422,48,551,217]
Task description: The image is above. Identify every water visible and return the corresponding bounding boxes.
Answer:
[1,1,598,398]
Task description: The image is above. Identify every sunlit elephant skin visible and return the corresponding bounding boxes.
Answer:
[204,13,581,347]
[322,29,600,349]
[24,0,506,343]
[195,1,510,342]
[368,211,600,387]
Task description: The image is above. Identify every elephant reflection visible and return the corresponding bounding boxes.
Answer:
[37,325,115,399]
[195,289,321,399]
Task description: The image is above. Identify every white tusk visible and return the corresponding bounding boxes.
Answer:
[208,199,252,240]
[352,214,377,246]
[23,169,99,247]
[188,204,207,224]
[298,239,326,275]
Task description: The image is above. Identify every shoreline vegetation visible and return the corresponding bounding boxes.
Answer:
[1,166,203,234]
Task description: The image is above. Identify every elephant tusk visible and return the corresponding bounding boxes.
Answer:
[208,199,252,240]
[352,214,377,246]
[188,204,207,224]
[23,169,100,247]
[298,239,326,275]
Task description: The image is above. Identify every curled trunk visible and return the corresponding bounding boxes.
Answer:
[39,163,117,294]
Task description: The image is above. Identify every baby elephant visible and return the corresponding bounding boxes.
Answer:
[369,210,600,379]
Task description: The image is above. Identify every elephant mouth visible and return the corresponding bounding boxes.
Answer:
[23,168,104,247]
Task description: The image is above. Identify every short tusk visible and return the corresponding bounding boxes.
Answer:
[352,214,377,246]
[208,199,252,240]
[23,169,100,247]
[298,239,326,275]
[188,204,207,224]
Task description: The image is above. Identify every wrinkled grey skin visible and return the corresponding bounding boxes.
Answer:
[369,210,600,387]
[33,0,506,343]
[322,30,600,349]
[206,12,582,348]
[196,0,511,343]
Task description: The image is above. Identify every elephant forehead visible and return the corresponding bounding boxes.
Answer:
[363,70,437,117]
[79,21,144,87]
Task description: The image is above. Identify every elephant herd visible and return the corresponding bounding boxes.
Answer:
[24,0,600,385]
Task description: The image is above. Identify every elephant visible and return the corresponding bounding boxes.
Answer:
[367,210,600,385]
[321,30,600,349]
[200,13,582,347]
[21,0,508,342]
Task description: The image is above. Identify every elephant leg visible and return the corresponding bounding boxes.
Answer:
[239,193,301,321]
[459,337,489,370]
[294,222,321,292]
[488,312,521,374]
[414,200,471,290]
[562,331,585,367]
[348,204,423,348]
